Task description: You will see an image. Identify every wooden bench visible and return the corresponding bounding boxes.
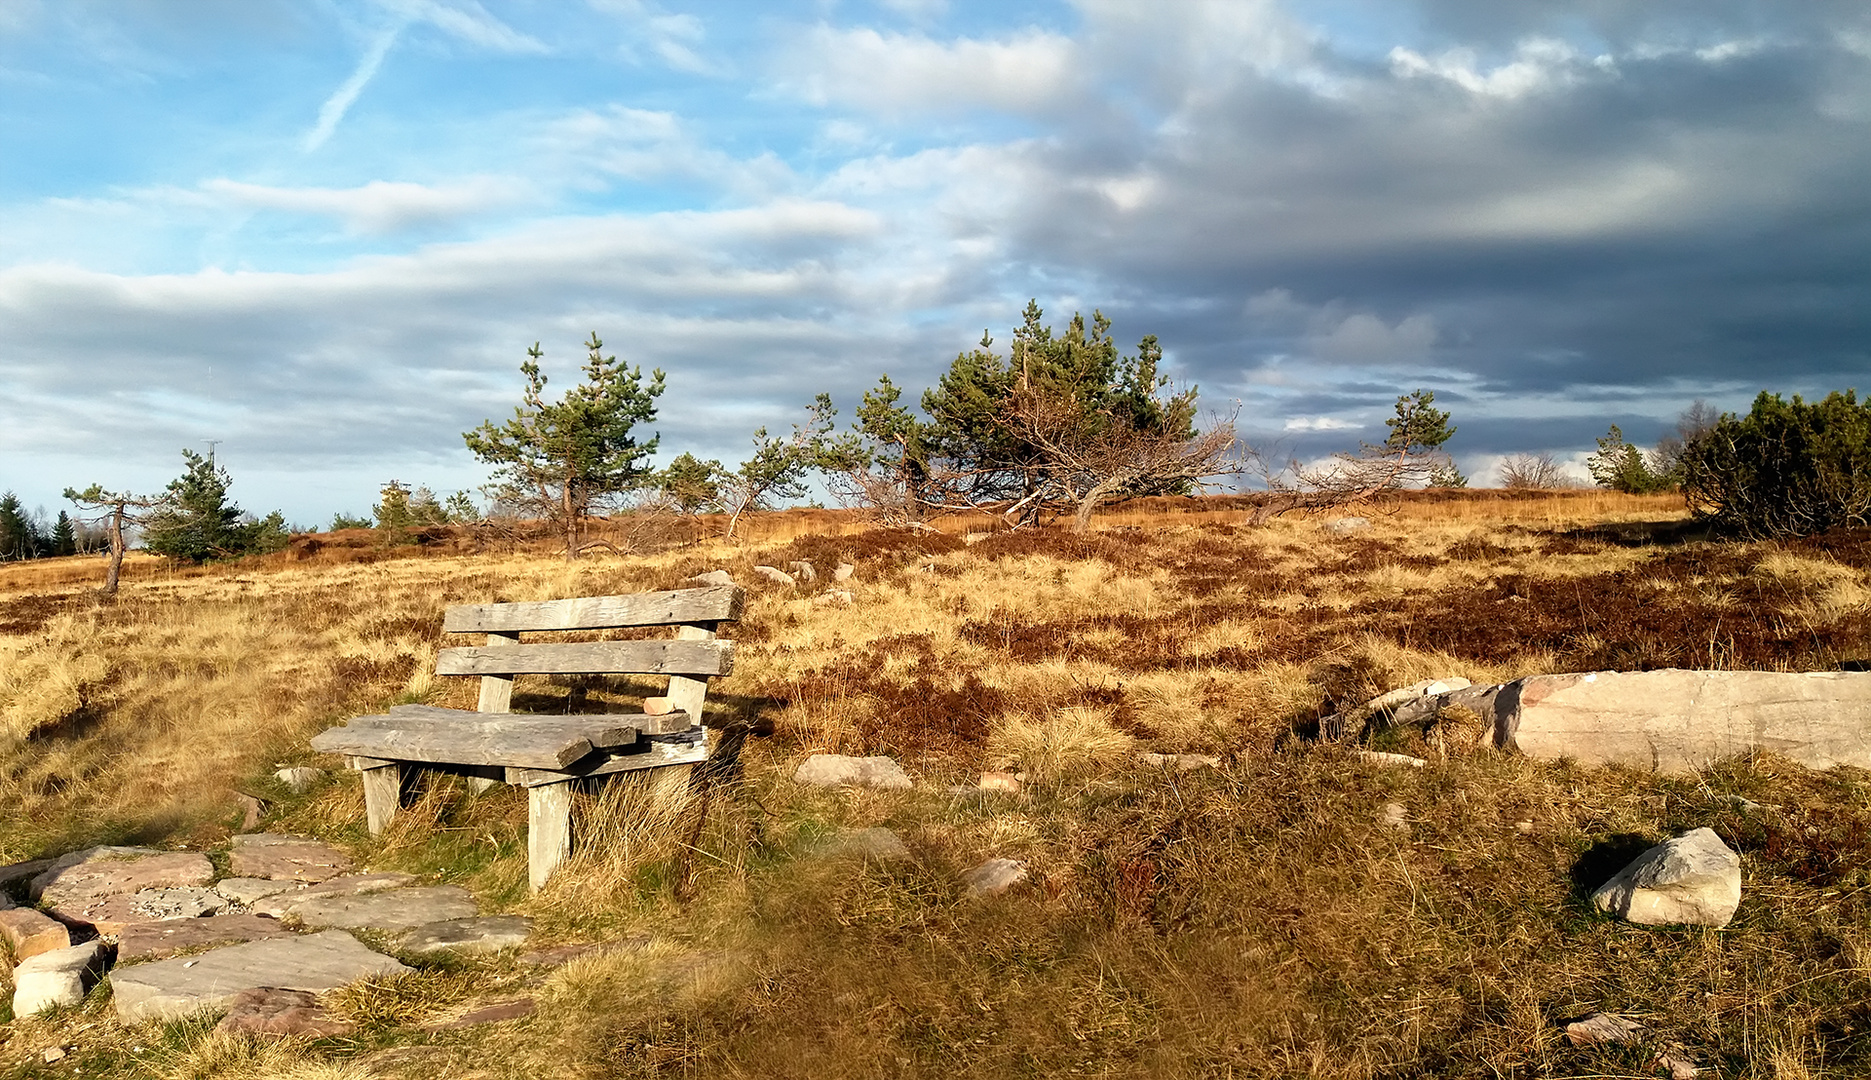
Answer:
[310,584,743,890]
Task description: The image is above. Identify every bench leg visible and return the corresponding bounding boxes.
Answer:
[528,781,575,892]
[360,764,404,835]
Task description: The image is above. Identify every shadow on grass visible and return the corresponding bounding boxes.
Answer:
[1568,832,1655,901]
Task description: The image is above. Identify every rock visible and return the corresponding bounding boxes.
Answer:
[234,792,267,831]
[0,906,71,961]
[833,563,855,582]
[31,847,214,907]
[110,929,410,1024]
[689,570,735,587]
[1473,669,1871,772]
[215,877,295,906]
[47,885,226,935]
[960,858,1027,898]
[1325,516,1370,535]
[1564,1011,1643,1047]
[11,941,108,1017]
[116,914,295,962]
[1137,752,1221,772]
[793,754,912,790]
[229,833,353,882]
[816,828,912,862]
[214,986,353,1037]
[423,997,536,1030]
[250,872,416,918]
[1355,750,1428,768]
[1591,828,1742,927]
[274,767,326,793]
[1380,802,1410,832]
[1655,1052,1700,1079]
[815,588,854,606]
[753,565,796,586]
[1514,820,1535,834]
[977,771,1022,794]
[1318,677,1474,740]
[0,857,54,894]
[285,885,478,932]
[642,696,674,715]
[787,560,818,583]
[393,915,532,956]
[42,1048,67,1064]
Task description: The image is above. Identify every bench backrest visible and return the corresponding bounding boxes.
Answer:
[438,585,744,721]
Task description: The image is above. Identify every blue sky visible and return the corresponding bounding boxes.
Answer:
[3,0,1868,526]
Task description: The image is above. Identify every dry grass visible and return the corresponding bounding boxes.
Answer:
[7,492,1871,1077]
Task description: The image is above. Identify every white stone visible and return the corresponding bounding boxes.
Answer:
[833,563,855,582]
[1355,750,1428,768]
[11,941,107,1017]
[1591,828,1742,927]
[787,560,818,583]
[1380,802,1410,832]
[1325,516,1370,535]
[285,885,478,932]
[961,858,1027,898]
[215,877,295,905]
[394,915,533,956]
[753,565,796,586]
[689,570,735,587]
[815,589,854,606]
[274,767,326,793]
[792,754,912,790]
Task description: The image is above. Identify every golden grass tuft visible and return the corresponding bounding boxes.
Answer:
[987,705,1134,778]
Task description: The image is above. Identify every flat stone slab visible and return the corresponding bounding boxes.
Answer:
[48,885,225,935]
[0,905,71,960]
[793,754,912,789]
[228,834,353,883]
[0,858,54,894]
[215,877,296,906]
[117,913,297,962]
[393,915,531,955]
[32,847,214,907]
[287,885,477,932]
[110,929,411,1024]
[12,940,108,1017]
[215,986,354,1036]
[251,872,416,917]
[961,858,1027,898]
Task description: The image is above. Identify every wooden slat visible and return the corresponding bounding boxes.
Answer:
[313,718,611,771]
[360,764,403,835]
[503,734,711,786]
[340,712,640,749]
[443,586,744,634]
[435,640,733,678]
[383,703,695,736]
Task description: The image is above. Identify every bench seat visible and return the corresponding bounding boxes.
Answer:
[310,704,694,771]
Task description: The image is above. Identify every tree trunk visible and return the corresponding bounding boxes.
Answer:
[103,504,126,595]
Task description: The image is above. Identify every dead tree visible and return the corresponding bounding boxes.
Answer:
[62,485,171,595]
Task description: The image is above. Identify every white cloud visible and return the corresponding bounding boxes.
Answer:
[375,0,548,54]
[201,177,531,234]
[1282,416,1360,432]
[1389,38,1613,99]
[778,25,1079,115]
[305,26,398,152]
[588,0,727,76]
[1246,290,1439,364]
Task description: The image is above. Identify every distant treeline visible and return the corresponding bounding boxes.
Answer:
[0,492,102,561]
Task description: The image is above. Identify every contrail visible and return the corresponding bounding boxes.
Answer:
[304,26,401,153]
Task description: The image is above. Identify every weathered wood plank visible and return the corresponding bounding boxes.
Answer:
[444,586,744,634]
[478,631,518,713]
[334,714,640,749]
[503,737,710,786]
[435,640,733,678]
[313,722,601,771]
[360,764,403,835]
[381,703,695,736]
[528,782,575,891]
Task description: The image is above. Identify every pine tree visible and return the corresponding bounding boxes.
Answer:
[0,492,28,560]
[52,510,77,557]
[144,450,245,562]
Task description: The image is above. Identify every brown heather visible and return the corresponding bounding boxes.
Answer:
[4,491,1871,1077]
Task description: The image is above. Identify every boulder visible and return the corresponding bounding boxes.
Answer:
[250,872,416,917]
[793,754,912,790]
[1325,516,1370,535]
[1502,669,1871,772]
[960,858,1027,898]
[11,940,108,1017]
[286,885,478,932]
[788,560,818,583]
[1591,828,1742,928]
[0,906,71,960]
[274,767,326,794]
[393,915,533,956]
[214,986,353,1037]
[116,913,296,962]
[1564,1011,1643,1047]
[977,771,1023,794]
[833,563,855,582]
[689,570,735,587]
[229,833,353,882]
[0,857,54,894]
[31,847,214,907]
[753,565,796,586]
[110,929,410,1024]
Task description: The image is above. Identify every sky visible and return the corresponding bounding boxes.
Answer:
[2,0,1868,527]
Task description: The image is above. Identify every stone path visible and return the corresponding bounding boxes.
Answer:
[111,930,412,1023]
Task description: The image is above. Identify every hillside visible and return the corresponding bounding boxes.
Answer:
[2,493,1870,1078]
